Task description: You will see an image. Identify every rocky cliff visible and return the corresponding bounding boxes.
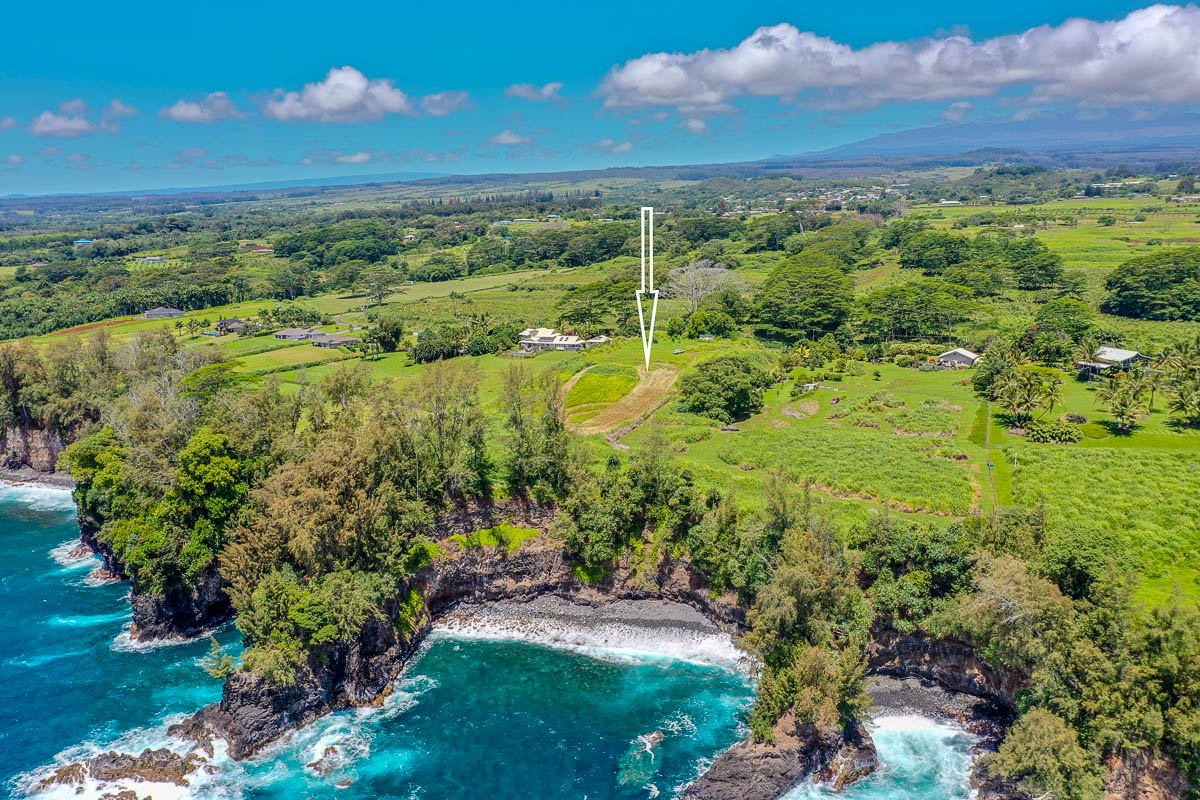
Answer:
[1,419,67,473]
[682,713,858,800]
[868,624,1025,710]
[178,527,749,760]
[77,505,234,640]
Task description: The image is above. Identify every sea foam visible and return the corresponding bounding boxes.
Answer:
[432,596,755,673]
[0,485,76,513]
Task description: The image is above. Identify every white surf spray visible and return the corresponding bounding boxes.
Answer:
[0,484,76,512]
[433,596,755,673]
[783,714,977,800]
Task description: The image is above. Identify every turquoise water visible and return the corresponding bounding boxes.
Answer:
[0,485,754,799]
[0,485,242,797]
[0,483,976,800]
[784,715,976,800]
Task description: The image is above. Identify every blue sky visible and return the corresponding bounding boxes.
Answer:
[0,0,1193,195]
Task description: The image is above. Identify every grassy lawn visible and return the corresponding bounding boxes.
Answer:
[565,365,638,407]
[306,268,563,317]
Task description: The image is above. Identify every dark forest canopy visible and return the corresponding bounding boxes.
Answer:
[1102,247,1200,321]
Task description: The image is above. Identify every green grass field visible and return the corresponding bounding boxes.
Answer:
[565,365,638,407]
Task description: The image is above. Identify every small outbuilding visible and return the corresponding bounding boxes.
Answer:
[937,348,979,367]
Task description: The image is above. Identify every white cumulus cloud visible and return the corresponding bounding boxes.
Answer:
[486,129,531,146]
[0,117,16,132]
[4,154,22,165]
[28,101,96,138]
[683,119,708,135]
[939,101,974,122]
[599,5,1200,112]
[421,91,473,117]
[589,137,634,154]
[160,92,246,123]
[105,99,138,118]
[264,66,417,122]
[504,81,564,102]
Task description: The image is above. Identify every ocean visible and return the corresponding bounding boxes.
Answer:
[0,483,975,799]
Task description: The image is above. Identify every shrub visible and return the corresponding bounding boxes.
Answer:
[1025,420,1082,444]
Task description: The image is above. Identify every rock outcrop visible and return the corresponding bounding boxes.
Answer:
[37,747,203,792]
[1105,752,1192,800]
[128,569,233,640]
[814,722,878,791]
[682,712,850,800]
[868,624,1025,710]
[1,420,67,473]
[77,507,233,640]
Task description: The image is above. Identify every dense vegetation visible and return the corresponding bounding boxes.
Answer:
[5,164,1200,800]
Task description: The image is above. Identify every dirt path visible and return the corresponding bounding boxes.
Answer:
[569,363,681,436]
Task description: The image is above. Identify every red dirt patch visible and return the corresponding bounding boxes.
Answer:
[49,320,122,337]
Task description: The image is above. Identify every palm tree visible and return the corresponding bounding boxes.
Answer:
[1162,339,1200,380]
[467,311,494,335]
[1072,336,1102,365]
[1097,372,1125,405]
[1167,380,1200,425]
[1107,390,1148,433]
[998,372,1046,423]
[1143,371,1168,413]
[1039,380,1063,419]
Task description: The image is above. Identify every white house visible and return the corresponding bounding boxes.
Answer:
[144,306,185,319]
[519,327,585,351]
[274,327,324,341]
[1077,346,1144,375]
[1095,346,1143,368]
[937,348,979,367]
[312,334,360,349]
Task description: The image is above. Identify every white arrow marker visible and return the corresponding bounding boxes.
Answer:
[636,206,658,371]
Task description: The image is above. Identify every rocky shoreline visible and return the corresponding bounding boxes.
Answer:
[0,466,76,490]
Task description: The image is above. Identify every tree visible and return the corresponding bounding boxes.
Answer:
[897,231,974,274]
[199,635,236,679]
[1177,174,1196,195]
[1098,214,1118,226]
[757,252,853,337]
[1033,298,1094,341]
[1143,370,1168,412]
[370,311,408,353]
[988,709,1104,800]
[677,354,771,422]
[997,371,1051,423]
[1106,389,1147,432]
[1101,247,1200,321]
[1166,379,1200,425]
[1013,252,1064,290]
[357,264,406,307]
[662,260,738,314]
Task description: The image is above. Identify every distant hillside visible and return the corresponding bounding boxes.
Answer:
[777,112,1200,167]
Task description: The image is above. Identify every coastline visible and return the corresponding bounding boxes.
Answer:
[434,595,756,672]
[21,595,755,800]
[0,467,76,491]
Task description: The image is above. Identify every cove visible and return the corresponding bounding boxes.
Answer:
[1,485,753,799]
